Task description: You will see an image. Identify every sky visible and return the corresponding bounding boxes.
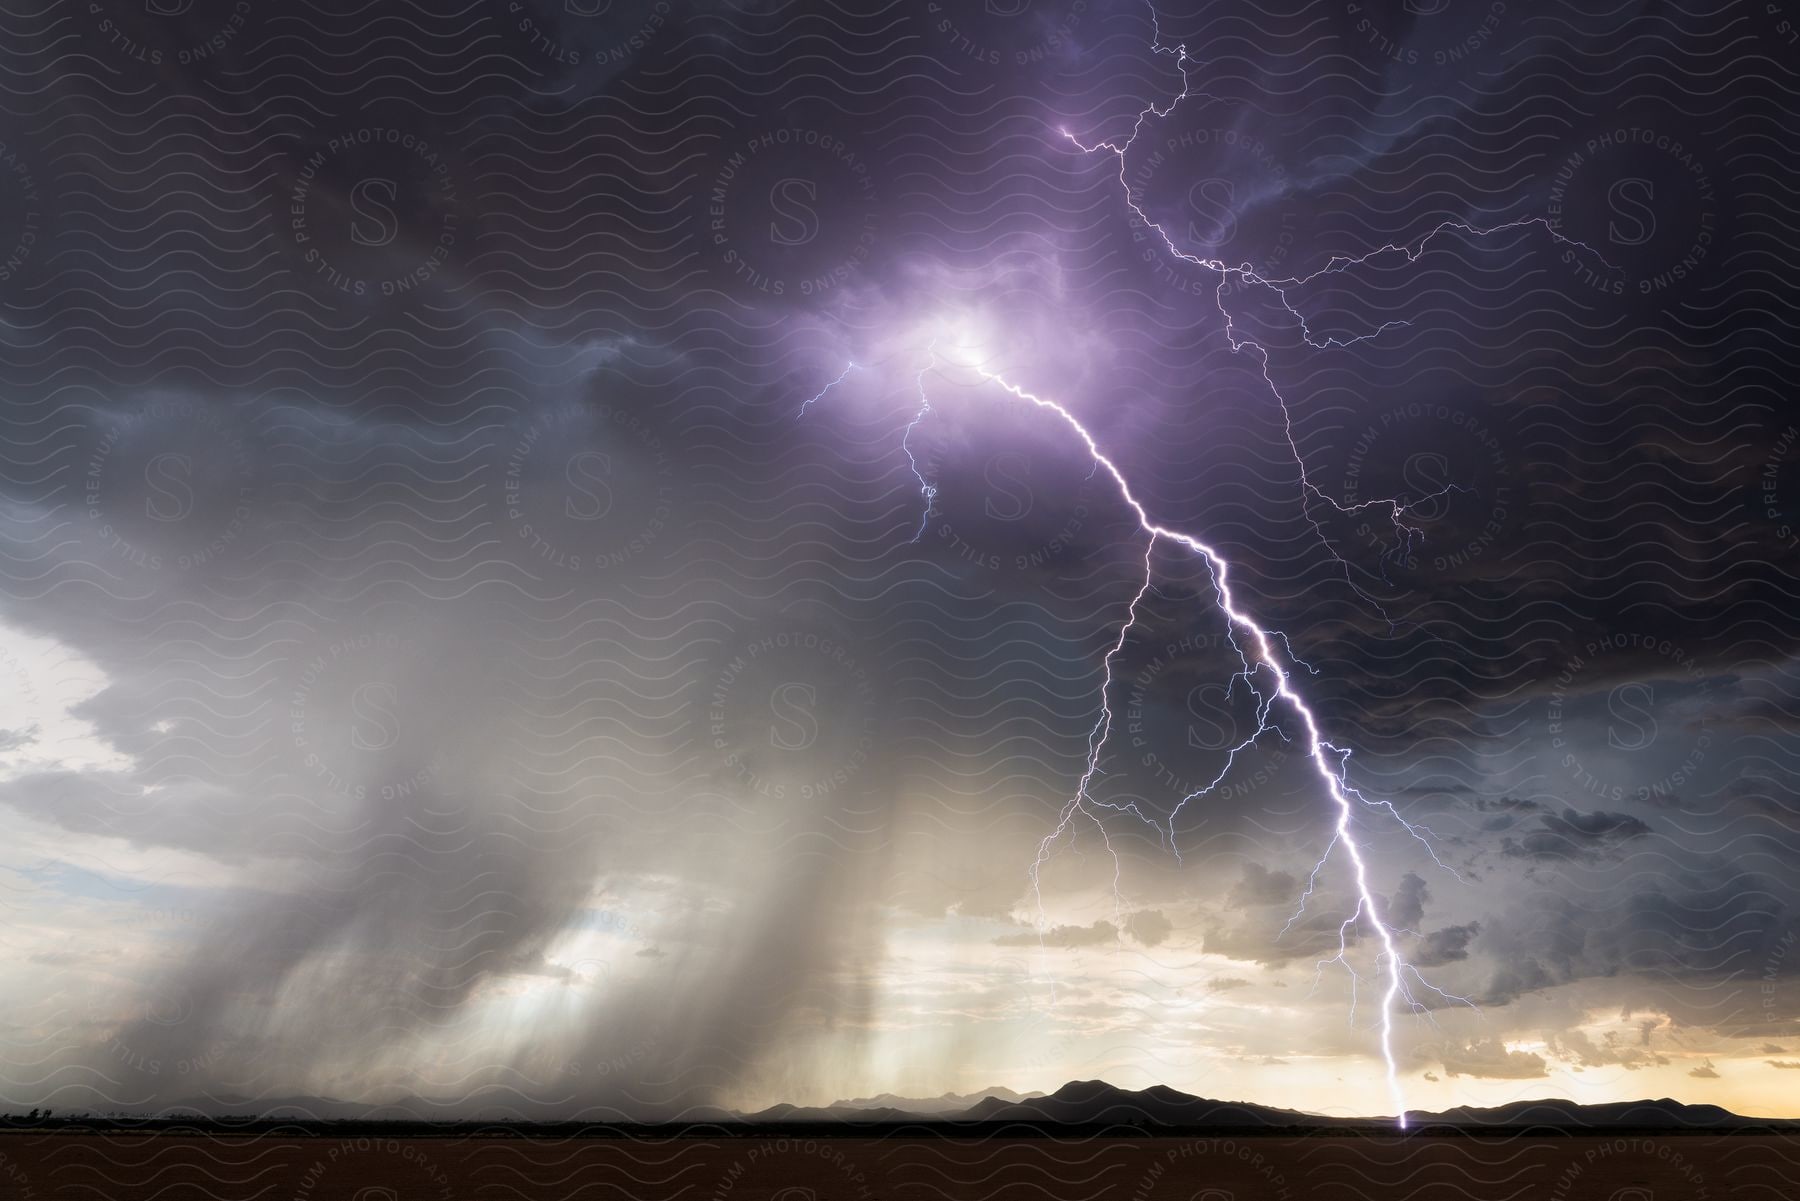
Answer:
[0,0,1797,1121]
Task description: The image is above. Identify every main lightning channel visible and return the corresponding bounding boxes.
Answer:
[792,1,1582,1126]
[802,356,1475,1127]
[980,366,1446,1129]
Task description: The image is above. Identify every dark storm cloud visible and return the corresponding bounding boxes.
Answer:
[1500,809,1652,863]
[1389,873,1428,930]
[1227,864,1299,909]
[1414,923,1480,968]
[1472,879,1800,1011]
[1,0,1795,1120]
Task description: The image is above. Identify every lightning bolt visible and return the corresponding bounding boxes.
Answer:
[798,360,858,416]
[902,346,940,542]
[784,1,1612,1127]
[986,367,1481,1128]
[805,351,1475,1126]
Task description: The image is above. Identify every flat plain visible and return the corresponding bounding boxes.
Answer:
[1,1130,1789,1199]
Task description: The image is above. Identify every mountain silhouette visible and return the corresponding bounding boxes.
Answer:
[68,1080,1798,1130]
[758,1080,1797,1130]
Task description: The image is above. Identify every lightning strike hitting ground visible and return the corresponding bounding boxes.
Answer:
[792,2,1619,1126]
[805,352,1473,1124]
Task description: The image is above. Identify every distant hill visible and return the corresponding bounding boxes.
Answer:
[830,1087,1044,1114]
[750,1086,1046,1123]
[958,1080,1353,1128]
[1411,1097,1756,1129]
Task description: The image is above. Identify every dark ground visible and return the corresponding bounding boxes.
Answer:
[0,1130,1786,1199]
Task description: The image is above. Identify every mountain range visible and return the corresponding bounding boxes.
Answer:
[769,1079,1798,1131]
[38,1079,1798,1131]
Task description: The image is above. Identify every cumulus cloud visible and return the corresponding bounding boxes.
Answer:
[1441,1038,1549,1080]
[1548,1028,1668,1071]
